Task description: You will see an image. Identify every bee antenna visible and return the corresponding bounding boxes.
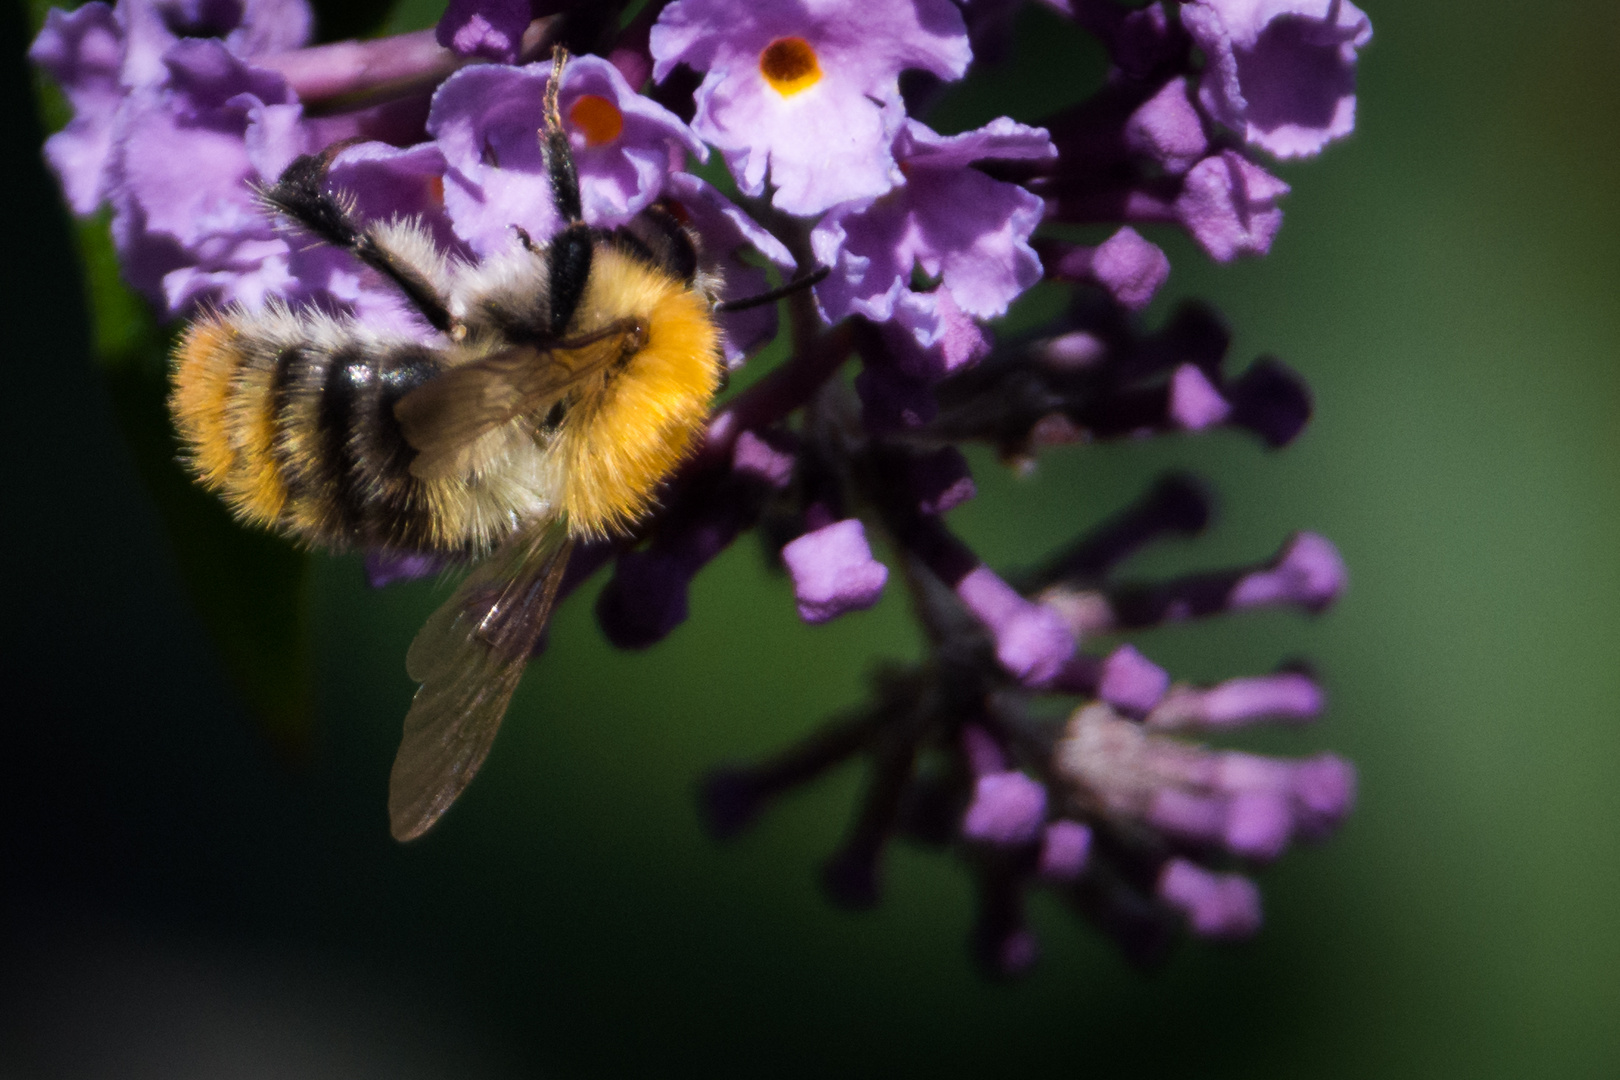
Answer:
[714,265,831,313]
[540,45,583,225]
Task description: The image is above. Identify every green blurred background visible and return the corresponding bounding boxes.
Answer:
[4,0,1619,1075]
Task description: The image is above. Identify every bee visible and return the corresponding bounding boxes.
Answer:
[170,50,816,841]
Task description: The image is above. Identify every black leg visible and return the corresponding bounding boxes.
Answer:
[260,146,455,334]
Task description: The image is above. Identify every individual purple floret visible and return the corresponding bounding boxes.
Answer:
[429,55,704,253]
[813,117,1055,334]
[649,0,972,215]
[1181,0,1372,160]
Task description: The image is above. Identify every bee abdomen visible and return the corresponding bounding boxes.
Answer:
[171,309,449,552]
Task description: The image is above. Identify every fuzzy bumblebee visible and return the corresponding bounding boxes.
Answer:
[170,51,753,840]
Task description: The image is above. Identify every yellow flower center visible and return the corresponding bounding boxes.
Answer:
[759,37,822,97]
[568,94,624,146]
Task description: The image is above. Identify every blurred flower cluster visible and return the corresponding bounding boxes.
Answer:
[33,0,1369,974]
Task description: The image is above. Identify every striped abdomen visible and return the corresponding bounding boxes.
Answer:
[170,306,548,555]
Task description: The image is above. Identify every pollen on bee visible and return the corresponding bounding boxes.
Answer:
[568,94,624,147]
[759,37,822,97]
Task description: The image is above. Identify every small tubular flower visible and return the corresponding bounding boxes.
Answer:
[650,0,972,215]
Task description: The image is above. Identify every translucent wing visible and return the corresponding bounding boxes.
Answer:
[395,320,647,480]
[388,515,575,841]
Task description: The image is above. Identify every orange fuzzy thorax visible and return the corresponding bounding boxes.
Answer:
[554,247,723,537]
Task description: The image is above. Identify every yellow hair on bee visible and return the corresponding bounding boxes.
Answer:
[554,247,722,537]
[170,312,288,526]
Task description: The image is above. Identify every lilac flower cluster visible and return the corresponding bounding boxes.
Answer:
[33,0,1369,973]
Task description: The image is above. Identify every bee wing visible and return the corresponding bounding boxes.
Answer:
[388,515,575,841]
[395,324,642,481]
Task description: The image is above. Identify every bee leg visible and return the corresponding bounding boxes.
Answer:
[260,149,457,335]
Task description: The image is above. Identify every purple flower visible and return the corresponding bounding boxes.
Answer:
[1124,76,1208,176]
[663,172,797,367]
[29,5,125,214]
[782,518,889,624]
[108,39,300,311]
[961,770,1047,846]
[1037,820,1092,881]
[1146,672,1325,731]
[1182,0,1372,160]
[954,565,1075,686]
[650,0,972,215]
[436,0,533,63]
[122,0,310,84]
[429,55,704,255]
[1175,149,1291,262]
[1055,702,1355,865]
[1045,225,1170,311]
[813,117,1054,335]
[1158,859,1262,938]
[29,0,313,223]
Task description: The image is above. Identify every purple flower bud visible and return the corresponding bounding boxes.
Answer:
[1182,0,1372,160]
[1169,361,1232,430]
[436,0,533,63]
[962,771,1047,846]
[1047,226,1171,311]
[955,565,1076,685]
[1230,531,1346,611]
[1291,753,1357,835]
[1175,150,1290,262]
[1098,644,1170,713]
[731,430,796,489]
[1157,859,1262,938]
[782,519,889,625]
[1037,819,1092,881]
[650,0,972,215]
[1147,671,1324,730]
[1125,77,1208,176]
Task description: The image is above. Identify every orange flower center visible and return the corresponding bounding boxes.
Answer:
[568,94,624,146]
[759,37,822,97]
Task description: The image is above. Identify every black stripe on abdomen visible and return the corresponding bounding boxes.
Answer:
[316,344,372,540]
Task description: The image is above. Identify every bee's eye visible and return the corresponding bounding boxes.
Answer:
[568,95,624,147]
